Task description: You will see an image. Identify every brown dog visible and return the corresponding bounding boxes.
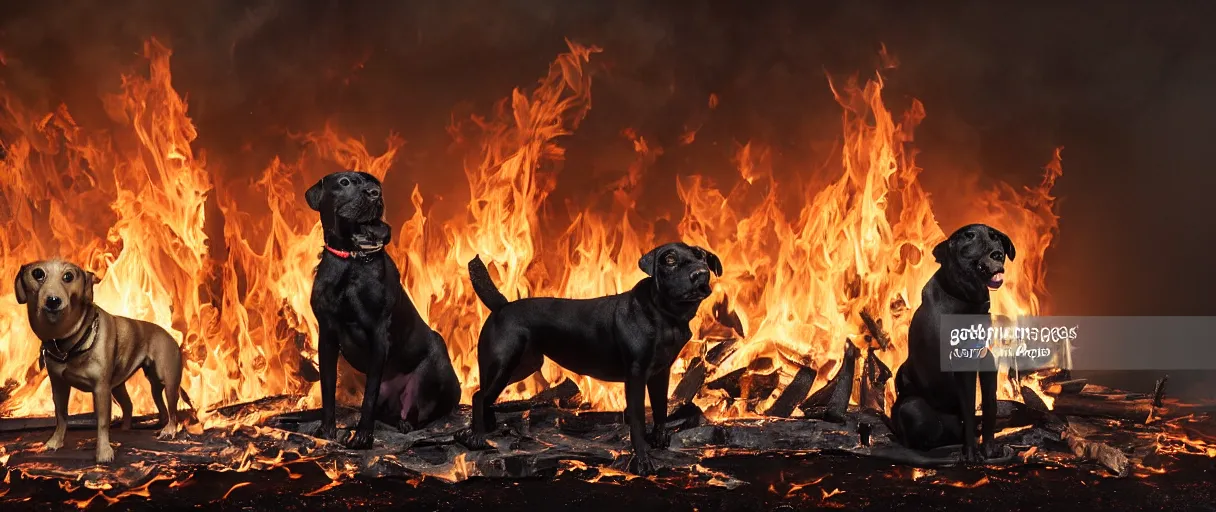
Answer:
[14,259,193,463]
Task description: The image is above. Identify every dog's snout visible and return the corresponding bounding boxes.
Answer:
[990,250,1005,261]
[44,295,63,311]
[365,186,382,199]
[690,268,710,284]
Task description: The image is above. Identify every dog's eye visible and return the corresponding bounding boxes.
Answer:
[338,178,351,187]
[664,254,678,266]
[62,271,74,283]
[31,268,45,281]
[965,231,976,240]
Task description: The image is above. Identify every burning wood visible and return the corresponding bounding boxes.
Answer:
[1063,429,1130,477]
[1047,379,1089,395]
[1050,393,1158,424]
[799,339,861,424]
[859,310,891,350]
[668,357,709,415]
[764,367,817,418]
[858,348,893,413]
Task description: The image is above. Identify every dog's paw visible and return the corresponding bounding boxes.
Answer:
[119,418,133,431]
[645,429,671,450]
[960,444,984,465]
[396,419,414,434]
[314,422,339,441]
[96,444,115,464]
[43,436,65,452]
[982,443,1011,461]
[628,452,657,476]
[156,424,178,441]
[454,428,494,451]
[345,429,374,450]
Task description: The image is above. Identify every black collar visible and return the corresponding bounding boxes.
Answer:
[40,308,100,368]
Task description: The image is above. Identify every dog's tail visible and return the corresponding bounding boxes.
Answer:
[468,255,509,313]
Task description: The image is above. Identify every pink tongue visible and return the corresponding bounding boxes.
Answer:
[987,272,1005,289]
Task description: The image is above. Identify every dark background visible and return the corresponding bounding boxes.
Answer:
[0,0,1212,399]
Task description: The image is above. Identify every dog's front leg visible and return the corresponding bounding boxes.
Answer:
[954,371,980,464]
[348,321,390,450]
[625,373,656,475]
[316,322,340,441]
[978,359,1000,458]
[44,377,71,452]
[645,371,671,449]
[93,384,115,463]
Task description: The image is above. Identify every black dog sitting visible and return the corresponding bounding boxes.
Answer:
[459,242,722,475]
[891,223,1015,462]
[306,170,461,449]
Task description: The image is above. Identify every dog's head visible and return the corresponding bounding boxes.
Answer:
[13,259,98,340]
[932,223,1016,295]
[638,242,723,306]
[305,171,384,225]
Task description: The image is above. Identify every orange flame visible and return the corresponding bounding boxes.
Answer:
[0,38,1060,423]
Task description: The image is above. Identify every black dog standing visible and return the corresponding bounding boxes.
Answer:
[461,243,722,475]
[306,171,461,449]
[891,223,1015,462]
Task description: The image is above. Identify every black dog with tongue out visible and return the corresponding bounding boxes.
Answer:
[891,223,1015,462]
[459,242,722,475]
[306,170,461,449]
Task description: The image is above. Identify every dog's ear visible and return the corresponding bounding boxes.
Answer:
[305,177,326,212]
[638,247,660,277]
[698,247,724,277]
[13,263,29,305]
[932,237,953,264]
[83,270,99,304]
[993,229,1016,261]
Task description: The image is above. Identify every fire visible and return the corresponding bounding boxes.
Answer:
[0,38,1060,423]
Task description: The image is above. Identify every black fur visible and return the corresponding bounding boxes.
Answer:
[306,171,461,449]
[892,223,1016,462]
[461,242,722,475]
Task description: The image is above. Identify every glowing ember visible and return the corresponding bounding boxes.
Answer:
[0,37,1060,425]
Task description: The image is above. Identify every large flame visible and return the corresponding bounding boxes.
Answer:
[0,38,1060,421]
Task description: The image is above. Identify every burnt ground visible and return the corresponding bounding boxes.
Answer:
[0,400,1214,512]
[0,446,1214,511]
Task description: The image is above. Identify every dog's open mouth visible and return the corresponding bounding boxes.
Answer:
[975,261,1005,290]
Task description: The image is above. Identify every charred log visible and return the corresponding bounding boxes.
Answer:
[1152,375,1169,409]
[493,378,583,413]
[212,394,308,418]
[799,339,861,424]
[859,348,892,413]
[859,310,891,350]
[705,337,740,366]
[668,357,708,415]
[1051,393,1156,424]
[1064,428,1130,477]
[740,358,780,412]
[705,368,746,399]
[1046,379,1089,395]
[763,366,817,418]
[0,412,161,433]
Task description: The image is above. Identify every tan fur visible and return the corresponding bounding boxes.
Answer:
[14,259,189,464]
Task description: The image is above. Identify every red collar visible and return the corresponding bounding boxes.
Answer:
[324,245,383,260]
